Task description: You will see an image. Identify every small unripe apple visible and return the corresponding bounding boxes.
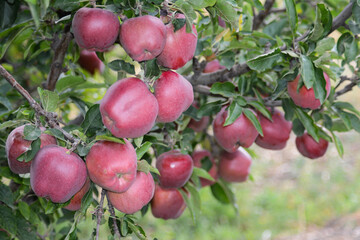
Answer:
[30,145,87,203]
[86,140,137,193]
[203,59,226,73]
[64,178,91,211]
[156,150,193,189]
[6,125,56,174]
[157,14,198,70]
[255,109,292,150]
[287,72,331,109]
[154,71,194,123]
[151,185,186,220]
[72,8,120,51]
[78,49,105,75]
[218,148,252,183]
[119,15,167,62]
[295,133,329,159]
[192,150,218,187]
[100,77,159,138]
[213,107,259,152]
[107,171,155,214]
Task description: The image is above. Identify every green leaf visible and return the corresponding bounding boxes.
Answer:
[333,102,360,116]
[214,0,239,30]
[247,48,282,71]
[126,221,147,240]
[95,135,125,144]
[189,0,216,9]
[134,136,143,147]
[345,36,358,63]
[80,186,93,214]
[243,108,263,136]
[56,76,86,93]
[17,138,41,163]
[173,0,197,33]
[292,118,305,136]
[0,0,20,29]
[23,125,41,141]
[300,54,316,89]
[184,182,201,221]
[0,120,30,130]
[108,60,135,74]
[37,87,59,112]
[53,0,80,11]
[315,37,335,55]
[272,71,298,100]
[0,205,17,235]
[173,18,186,32]
[81,104,103,136]
[18,201,31,221]
[224,101,242,126]
[248,101,272,120]
[210,82,236,97]
[144,59,161,78]
[285,0,298,35]
[309,4,332,41]
[179,188,197,224]
[192,167,215,181]
[136,142,152,160]
[313,67,327,104]
[0,22,32,59]
[331,131,344,158]
[197,100,224,117]
[294,108,319,142]
[0,183,14,208]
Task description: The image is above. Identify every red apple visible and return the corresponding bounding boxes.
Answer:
[203,59,226,73]
[287,72,331,109]
[218,16,226,28]
[107,171,155,214]
[86,140,137,193]
[157,14,198,70]
[6,125,56,174]
[72,8,120,51]
[255,109,292,150]
[295,133,329,159]
[119,15,166,62]
[213,107,259,152]
[187,102,210,132]
[154,71,194,123]
[78,49,105,75]
[100,77,159,138]
[151,185,186,220]
[156,150,193,189]
[30,145,87,203]
[218,148,252,183]
[192,150,218,187]
[64,178,91,211]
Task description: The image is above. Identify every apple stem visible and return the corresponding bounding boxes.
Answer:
[96,188,106,240]
[106,192,122,239]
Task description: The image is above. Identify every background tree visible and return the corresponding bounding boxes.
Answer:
[0,0,359,239]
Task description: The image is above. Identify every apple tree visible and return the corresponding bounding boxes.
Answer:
[0,0,359,239]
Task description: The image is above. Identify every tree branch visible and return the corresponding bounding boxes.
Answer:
[106,193,121,240]
[252,0,276,30]
[96,189,106,240]
[46,24,73,91]
[334,76,360,99]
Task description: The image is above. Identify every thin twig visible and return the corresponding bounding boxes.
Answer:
[106,193,121,240]
[334,77,360,99]
[252,0,276,30]
[96,189,106,240]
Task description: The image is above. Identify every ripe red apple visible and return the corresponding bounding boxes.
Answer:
[287,72,331,109]
[154,71,194,123]
[187,102,210,132]
[64,178,91,211]
[72,8,120,51]
[157,14,198,70]
[6,125,56,174]
[255,109,292,150]
[107,171,155,214]
[213,107,259,152]
[151,185,186,220]
[119,15,166,62]
[218,148,252,183]
[156,150,193,189]
[203,59,226,73]
[78,49,105,75]
[30,145,87,203]
[192,150,218,187]
[100,77,159,138]
[86,140,137,193]
[295,133,329,159]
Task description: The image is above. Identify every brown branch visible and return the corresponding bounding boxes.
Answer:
[252,0,276,30]
[334,77,360,99]
[46,24,73,91]
[106,193,121,240]
[0,64,79,144]
[331,2,354,32]
[96,189,106,240]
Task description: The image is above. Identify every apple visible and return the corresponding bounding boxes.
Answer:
[72,8,120,51]
[287,72,331,109]
[119,15,166,62]
[107,171,155,214]
[203,59,226,73]
[86,140,137,193]
[218,148,252,183]
[100,77,159,138]
[154,71,194,123]
[151,185,186,220]
[213,107,259,152]
[255,109,292,150]
[191,150,218,187]
[187,102,210,132]
[157,14,198,70]
[64,178,91,211]
[78,49,105,75]
[30,145,87,203]
[6,125,56,174]
[156,150,193,189]
[295,133,329,159]
[218,16,226,28]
